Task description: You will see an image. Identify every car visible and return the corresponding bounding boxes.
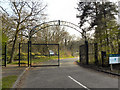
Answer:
[49,50,54,56]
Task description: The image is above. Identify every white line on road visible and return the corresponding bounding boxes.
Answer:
[68,76,90,90]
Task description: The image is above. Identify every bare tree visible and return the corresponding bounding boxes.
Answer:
[0,0,47,63]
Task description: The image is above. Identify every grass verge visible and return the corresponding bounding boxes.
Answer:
[60,56,75,59]
[8,56,76,65]
[2,75,18,89]
[32,56,57,64]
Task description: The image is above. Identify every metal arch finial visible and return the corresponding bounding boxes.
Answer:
[58,20,60,25]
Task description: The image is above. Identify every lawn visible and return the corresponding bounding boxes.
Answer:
[8,56,76,65]
[60,56,75,59]
[2,75,18,89]
[32,56,58,64]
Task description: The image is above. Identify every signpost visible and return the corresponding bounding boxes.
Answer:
[109,54,120,70]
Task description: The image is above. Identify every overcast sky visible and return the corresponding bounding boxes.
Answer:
[44,0,79,23]
[1,0,119,37]
[43,0,119,37]
[43,0,80,37]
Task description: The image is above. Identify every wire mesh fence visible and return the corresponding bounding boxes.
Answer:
[2,43,7,67]
[30,44,59,67]
[79,42,120,70]
[18,42,59,67]
[19,43,28,66]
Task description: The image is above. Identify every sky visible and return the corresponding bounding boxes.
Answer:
[43,0,119,37]
[43,0,80,37]
[1,0,119,37]
[44,0,79,24]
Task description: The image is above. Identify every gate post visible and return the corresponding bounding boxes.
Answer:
[118,43,120,54]
[94,43,98,65]
[30,41,32,67]
[28,41,30,67]
[101,51,106,67]
[4,43,7,67]
[79,46,81,63]
[28,41,31,67]
[85,41,89,65]
[58,44,60,66]
[19,43,21,67]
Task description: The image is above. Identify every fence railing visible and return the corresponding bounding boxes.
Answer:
[79,42,110,66]
[18,41,60,67]
[2,43,7,67]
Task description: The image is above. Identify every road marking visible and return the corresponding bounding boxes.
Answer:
[68,76,90,90]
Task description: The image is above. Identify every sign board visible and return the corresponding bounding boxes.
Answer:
[109,54,120,64]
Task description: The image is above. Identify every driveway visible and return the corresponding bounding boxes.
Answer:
[17,58,119,89]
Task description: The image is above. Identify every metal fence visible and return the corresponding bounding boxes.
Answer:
[79,42,107,66]
[18,42,60,67]
[30,44,59,67]
[18,43,28,67]
[2,43,7,67]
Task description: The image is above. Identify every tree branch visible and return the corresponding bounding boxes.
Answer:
[0,6,9,16]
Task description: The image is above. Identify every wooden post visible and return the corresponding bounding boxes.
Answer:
[110,64,113,71]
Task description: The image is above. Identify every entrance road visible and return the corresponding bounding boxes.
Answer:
[18,58,119,89]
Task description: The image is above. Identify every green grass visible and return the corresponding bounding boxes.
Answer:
[8,56,76,65]
[60,56,75,59]
[32,56,58,64]
[77,60,80,63]
[32,56,76,64]
[2,75,18,89]
[8,56,58,65]
[8,60,28,65]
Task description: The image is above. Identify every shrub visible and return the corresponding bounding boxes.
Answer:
[34,56,46,59]
[31,53,35,55]
[20,52,27,56]
[36,52,41,55]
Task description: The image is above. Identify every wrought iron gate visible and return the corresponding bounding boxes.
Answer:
[30,44,60,67]
[18,42,60,67]
[2,43,7,67]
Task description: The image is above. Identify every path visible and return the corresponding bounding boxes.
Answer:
[2,65,26,77]
[17,58,119,89]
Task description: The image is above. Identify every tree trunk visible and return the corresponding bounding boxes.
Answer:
[9,30,19,63]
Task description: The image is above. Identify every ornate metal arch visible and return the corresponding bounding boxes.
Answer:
[29,20,81,40]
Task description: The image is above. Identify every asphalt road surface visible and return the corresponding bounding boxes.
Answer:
[18,58,119,89]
